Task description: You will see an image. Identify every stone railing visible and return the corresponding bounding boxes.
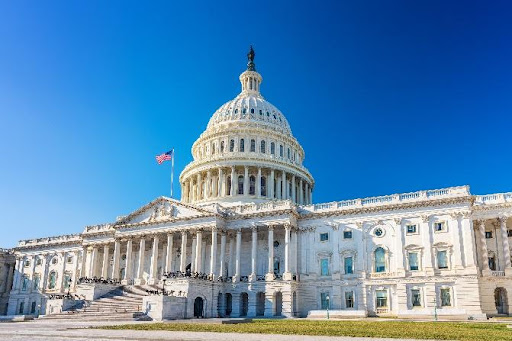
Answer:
[302,186,470,213]
[368,272,396,279]
[18,234,82,247]
[490,271,505,277]
[229,200,294,215]
[474,193,512,206]
[83,224,114,234]
[0,248,14,254]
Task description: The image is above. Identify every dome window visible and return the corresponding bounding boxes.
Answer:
[229,139,235,152]
[235,109,238,114]
[260,140,266,153]
[266,112,270,117]
[238,176,244,195]
[273,114,276,119]
[270,142,275,155]
[243,108,246,114]
[280,145,284,157]
[250,108,254,114]
[249,175,256,195]
[240,139,245,152]
[261,177,267,197]
[250,139,256,152]
[220,141,225,153]
[259,110,263,115]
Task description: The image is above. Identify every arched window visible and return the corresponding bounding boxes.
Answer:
[250,108,254,114]
[287,148,291,159]
[238,176,244,195]
[375,248,386,273]
[260,140,266,153]
[240,139,245,152]
[48,271,57,289]
[250,139,256,152]
[227,176,232,195]
[220,141,225,153]
[249,175,256,195]
[261,177,267,197]
[212,143,216,155]
[280,145,284,157]
[229,139,235,152]
[271,142,275,155]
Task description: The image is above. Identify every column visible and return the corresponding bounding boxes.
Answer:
[230,167,236,196]
[206,170,212,199]
[249,226,258,281]
[58,251,66,292]
[12,257,22,291]
[124,238,133,282]
[305,183,309,204]
[499,217,512,275]
[195,173,201,200]
[101,244,110,278]
[291,175,296,203]
[210,228,218,278]
[477,220,491,274]
[218,168,224,197]
[212,174,218,197]
[191,235,197,273]
[309,186,313,204]
[422,217,434,274]
[5,263,14,294]
[451,215,464,270]
[299,178,304,205]
[136,237,146,284]
[90,246,98,277]
[165,233,174,273]
[269,169,275,199]
[282,170,287,199]
[28,256,36,293]
[149,235,159,283]
[256,168,262,198]
[180,231,188,272]
[283,225,292,280]
[219,231,226,278]
[41,254,50,291]
[292,230,298,276]
[111,239,121,279]
[266,226,275,280]
[234,229,241,282]
[243,166,249,196]
[195,230,203,273]
[80,247,87,279]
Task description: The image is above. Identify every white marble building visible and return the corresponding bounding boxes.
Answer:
[2,48,511,319]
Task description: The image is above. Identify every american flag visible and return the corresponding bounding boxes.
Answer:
[156,149,174,165]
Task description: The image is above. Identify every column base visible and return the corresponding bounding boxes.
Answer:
[505,268,512,276]
[265,273,275,281]
[482,269,492,276]
[283,272,293,280]
[147,278,158,285]
[134,278,146,285]
[232,276,240,283]
[248,273,256,282]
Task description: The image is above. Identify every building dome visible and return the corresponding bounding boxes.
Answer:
[180,47,314,206]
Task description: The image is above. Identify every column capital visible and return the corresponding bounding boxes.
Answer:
[498,216,509,224]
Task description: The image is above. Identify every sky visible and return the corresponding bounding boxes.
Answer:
[0,1,511,247]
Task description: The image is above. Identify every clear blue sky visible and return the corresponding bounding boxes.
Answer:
[0,1,510,247]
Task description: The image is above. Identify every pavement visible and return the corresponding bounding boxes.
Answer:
[0,319,435,341]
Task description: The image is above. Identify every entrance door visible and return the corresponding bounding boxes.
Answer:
[194,297,204,318]
[495,288,509,315]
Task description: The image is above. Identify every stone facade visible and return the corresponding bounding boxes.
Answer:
[2,49,511,319]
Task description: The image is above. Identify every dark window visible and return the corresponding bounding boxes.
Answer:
[229,139,234,152]
[240,139,245,152]
[320,233,329,242]
[261,177,267,197]
[485,231,493,239]
[406,225,417,234]
[249,176,256,195]
[271,142,275,155]
[260,140,266,153]
[343,230,352,239]
[220,141,225,153]
[250,139,256,152]
[238,176,244,195]
[280,145,283,157]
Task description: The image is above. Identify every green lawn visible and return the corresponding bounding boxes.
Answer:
[99,319,512,341]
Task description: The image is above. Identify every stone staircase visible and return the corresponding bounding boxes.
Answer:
[40,286,152,322]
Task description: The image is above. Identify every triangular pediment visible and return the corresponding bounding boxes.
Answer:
[115,197,215,226]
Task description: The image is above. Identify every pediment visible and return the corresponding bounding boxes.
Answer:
[115,197,214,226]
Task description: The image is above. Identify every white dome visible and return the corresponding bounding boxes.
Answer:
[206,92,292,134]
[179,47,314,206]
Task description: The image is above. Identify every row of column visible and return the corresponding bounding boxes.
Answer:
[85,225,298,284]
[182,166,313,205]
[475,217,511,275]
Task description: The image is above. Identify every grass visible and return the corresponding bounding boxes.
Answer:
[98,319,512,341]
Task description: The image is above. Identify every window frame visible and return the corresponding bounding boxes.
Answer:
[343,229,352,239]
[406,224,418,235]
[319,232,329,242]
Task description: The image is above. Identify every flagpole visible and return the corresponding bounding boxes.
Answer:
[170,149,174,198]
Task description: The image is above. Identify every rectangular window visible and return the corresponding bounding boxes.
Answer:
[33,276,40,290]
[345,291,354,308]
[320,233,329,242]
[508,229,512,237]
[485,231,493,239]
[279,145,283,157]
[343,230,352,239]
[344,256,353,274]
[30,301,36,314]
[67,256,73,263]
[411,289,422,307]
[18,302,24,315]
[434,222,445,232]
[229,139,235,152]
[408,252,419,271]
[488,256,496,270]
[36,258,42,265]
[440,288,451,307]
[21,277,28,291]
[63,274,71,289]
[320,258,329,276]
[376,290,387,308]
[406,224,417,234]
[320,292,330,309]
[437,250,448,269]
[250,139,256,152]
